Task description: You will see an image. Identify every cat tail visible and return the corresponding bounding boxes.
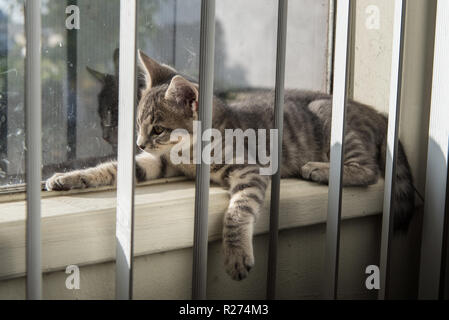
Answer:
[380,136,416,231]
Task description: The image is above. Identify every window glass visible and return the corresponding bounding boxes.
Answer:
[0,0,330,188]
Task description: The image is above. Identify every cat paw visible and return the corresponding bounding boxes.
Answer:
[223,245,254,281]
[300,162,329,184]
[46,172,88,191]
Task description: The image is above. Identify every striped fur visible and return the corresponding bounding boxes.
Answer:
[46,52,415,280]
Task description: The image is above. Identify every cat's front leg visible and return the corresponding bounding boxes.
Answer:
[46,152,179,191]
[222,166,269,280]
[45,161,118,191]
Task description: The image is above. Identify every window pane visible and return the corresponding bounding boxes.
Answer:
[0,0,330,189]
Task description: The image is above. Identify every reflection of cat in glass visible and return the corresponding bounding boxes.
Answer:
[49,49,415,281]
[86,49,145,149]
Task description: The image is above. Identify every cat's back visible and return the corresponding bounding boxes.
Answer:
[219,89,326,130]
[217,88,388,151]
[225,89,328,110]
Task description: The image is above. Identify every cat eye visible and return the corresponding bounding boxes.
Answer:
[153,126,165,135]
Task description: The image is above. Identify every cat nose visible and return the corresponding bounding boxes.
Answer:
[137,143,145,150]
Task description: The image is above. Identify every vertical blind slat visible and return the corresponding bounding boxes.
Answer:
[266,0,288,301]
[324,0,353,300]
[191,0,215,300]
[116,0,138,300]
[419,0,449,300]
[379,0,407,300]
[25,0,42,301]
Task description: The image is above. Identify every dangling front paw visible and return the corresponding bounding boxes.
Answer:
[223,244,254,281]
[45,172,89,191]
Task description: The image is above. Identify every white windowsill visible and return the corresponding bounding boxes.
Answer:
[0,178,385,280]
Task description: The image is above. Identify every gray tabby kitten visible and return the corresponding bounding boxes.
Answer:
[46,51,415,281]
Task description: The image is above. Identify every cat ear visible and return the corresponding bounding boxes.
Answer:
[113,48,120,78]
[138,50,176,89]
[86,67,108,83]
[165,75,199,112]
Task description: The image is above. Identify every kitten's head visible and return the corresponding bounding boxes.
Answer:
[136,51,198,154]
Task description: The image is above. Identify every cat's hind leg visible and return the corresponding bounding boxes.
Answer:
[300,161,379,186]
[222,166,269,280]
[300,132,380,187]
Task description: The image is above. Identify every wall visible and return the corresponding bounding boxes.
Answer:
[352,0,437,195]
[0,215,422,300]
